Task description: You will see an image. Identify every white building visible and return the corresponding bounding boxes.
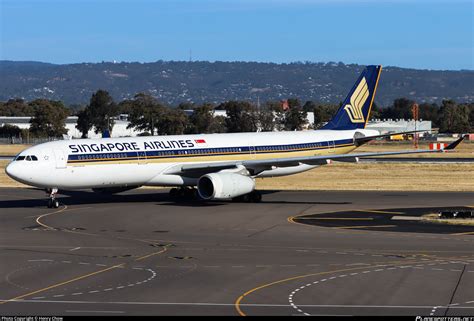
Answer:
[366,119,432,136]
[0,115,141,139]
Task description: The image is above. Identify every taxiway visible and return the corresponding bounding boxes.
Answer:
[0,188,473,316]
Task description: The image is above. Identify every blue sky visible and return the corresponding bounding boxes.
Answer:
[1,0,473,70]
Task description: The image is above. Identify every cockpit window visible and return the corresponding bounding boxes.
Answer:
[15,155,38,161]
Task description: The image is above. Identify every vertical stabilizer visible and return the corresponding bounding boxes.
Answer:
[321,65,382,130]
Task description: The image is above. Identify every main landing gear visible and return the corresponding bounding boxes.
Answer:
[232,190,262,203]
[169,187,198,201]
[168,188,262,203]
[46,188,59,208]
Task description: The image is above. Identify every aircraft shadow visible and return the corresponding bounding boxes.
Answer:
[0,189,352,208]
[261,200,351,205]
[0,190,168,208]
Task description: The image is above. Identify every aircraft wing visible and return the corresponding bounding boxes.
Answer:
[164,135,465,177]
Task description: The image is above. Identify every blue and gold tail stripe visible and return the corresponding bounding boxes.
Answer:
[67,138,355,164]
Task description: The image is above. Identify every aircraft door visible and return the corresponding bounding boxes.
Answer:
[54,149,67,169]
[248,141,257,159]
[137,151,147,164]
[328,140,335,154]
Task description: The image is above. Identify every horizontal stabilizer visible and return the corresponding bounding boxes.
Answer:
[354,130,427,146]
[332,157,359,163]
[444,135,466,150]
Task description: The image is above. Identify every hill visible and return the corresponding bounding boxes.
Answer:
[0,60,472,106]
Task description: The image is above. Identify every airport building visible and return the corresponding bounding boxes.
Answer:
[366,119,432,136]
[0,115,141,139]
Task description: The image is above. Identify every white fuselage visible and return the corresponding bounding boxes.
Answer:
[5,129,377,190]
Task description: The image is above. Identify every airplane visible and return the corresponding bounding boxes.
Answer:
[5,65,465,208]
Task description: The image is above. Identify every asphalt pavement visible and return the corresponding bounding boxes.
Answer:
[0,188,473,316]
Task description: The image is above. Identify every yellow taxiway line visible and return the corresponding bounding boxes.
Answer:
[36,205,68,230]
[335,225,396,229]
[234,257,453,316]
[354,210,405,215]
[0,264,124,305]
[134,246,169,262]
[451,231,474,236]
[0,246,170,305]
[295,217,374,221]
[0,204,170,306]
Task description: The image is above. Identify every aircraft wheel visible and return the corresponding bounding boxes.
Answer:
[250,191,262,203]
[241,194,251,203]
[170,187,198,201]
[184,187,196,199]
[169,188,179,199]
[232,195,244,202]
[48,198,59,208]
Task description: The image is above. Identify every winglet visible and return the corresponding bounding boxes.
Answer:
[443,135,466,151]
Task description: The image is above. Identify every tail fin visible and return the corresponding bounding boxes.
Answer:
[322,65,382,130]
[102,129,111,138]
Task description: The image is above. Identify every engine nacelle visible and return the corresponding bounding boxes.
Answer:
[197,173,255,200]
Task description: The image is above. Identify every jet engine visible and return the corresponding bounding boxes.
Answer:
[197,172,255,200]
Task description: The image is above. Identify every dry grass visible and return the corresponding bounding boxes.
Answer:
[0,160,28,187]
[0,144,31,156]
[357,141,474,158]
[256,163,474,191]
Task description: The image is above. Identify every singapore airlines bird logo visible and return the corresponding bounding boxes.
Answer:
[344,77,369,123]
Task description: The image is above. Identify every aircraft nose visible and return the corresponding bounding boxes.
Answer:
[5,162,21,181]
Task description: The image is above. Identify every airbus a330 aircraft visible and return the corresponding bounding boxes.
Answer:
[5,65,465,208]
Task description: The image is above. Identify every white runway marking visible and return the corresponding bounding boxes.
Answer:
[11,260,158,301]
[288,261,474,316]
[3,299,474,309]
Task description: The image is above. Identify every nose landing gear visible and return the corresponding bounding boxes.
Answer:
[46,188,60,208]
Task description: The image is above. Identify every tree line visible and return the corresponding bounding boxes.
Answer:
[370,98,474,133]
[0,90,473,138]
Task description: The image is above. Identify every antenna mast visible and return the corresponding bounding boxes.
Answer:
[412,103,419,149]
